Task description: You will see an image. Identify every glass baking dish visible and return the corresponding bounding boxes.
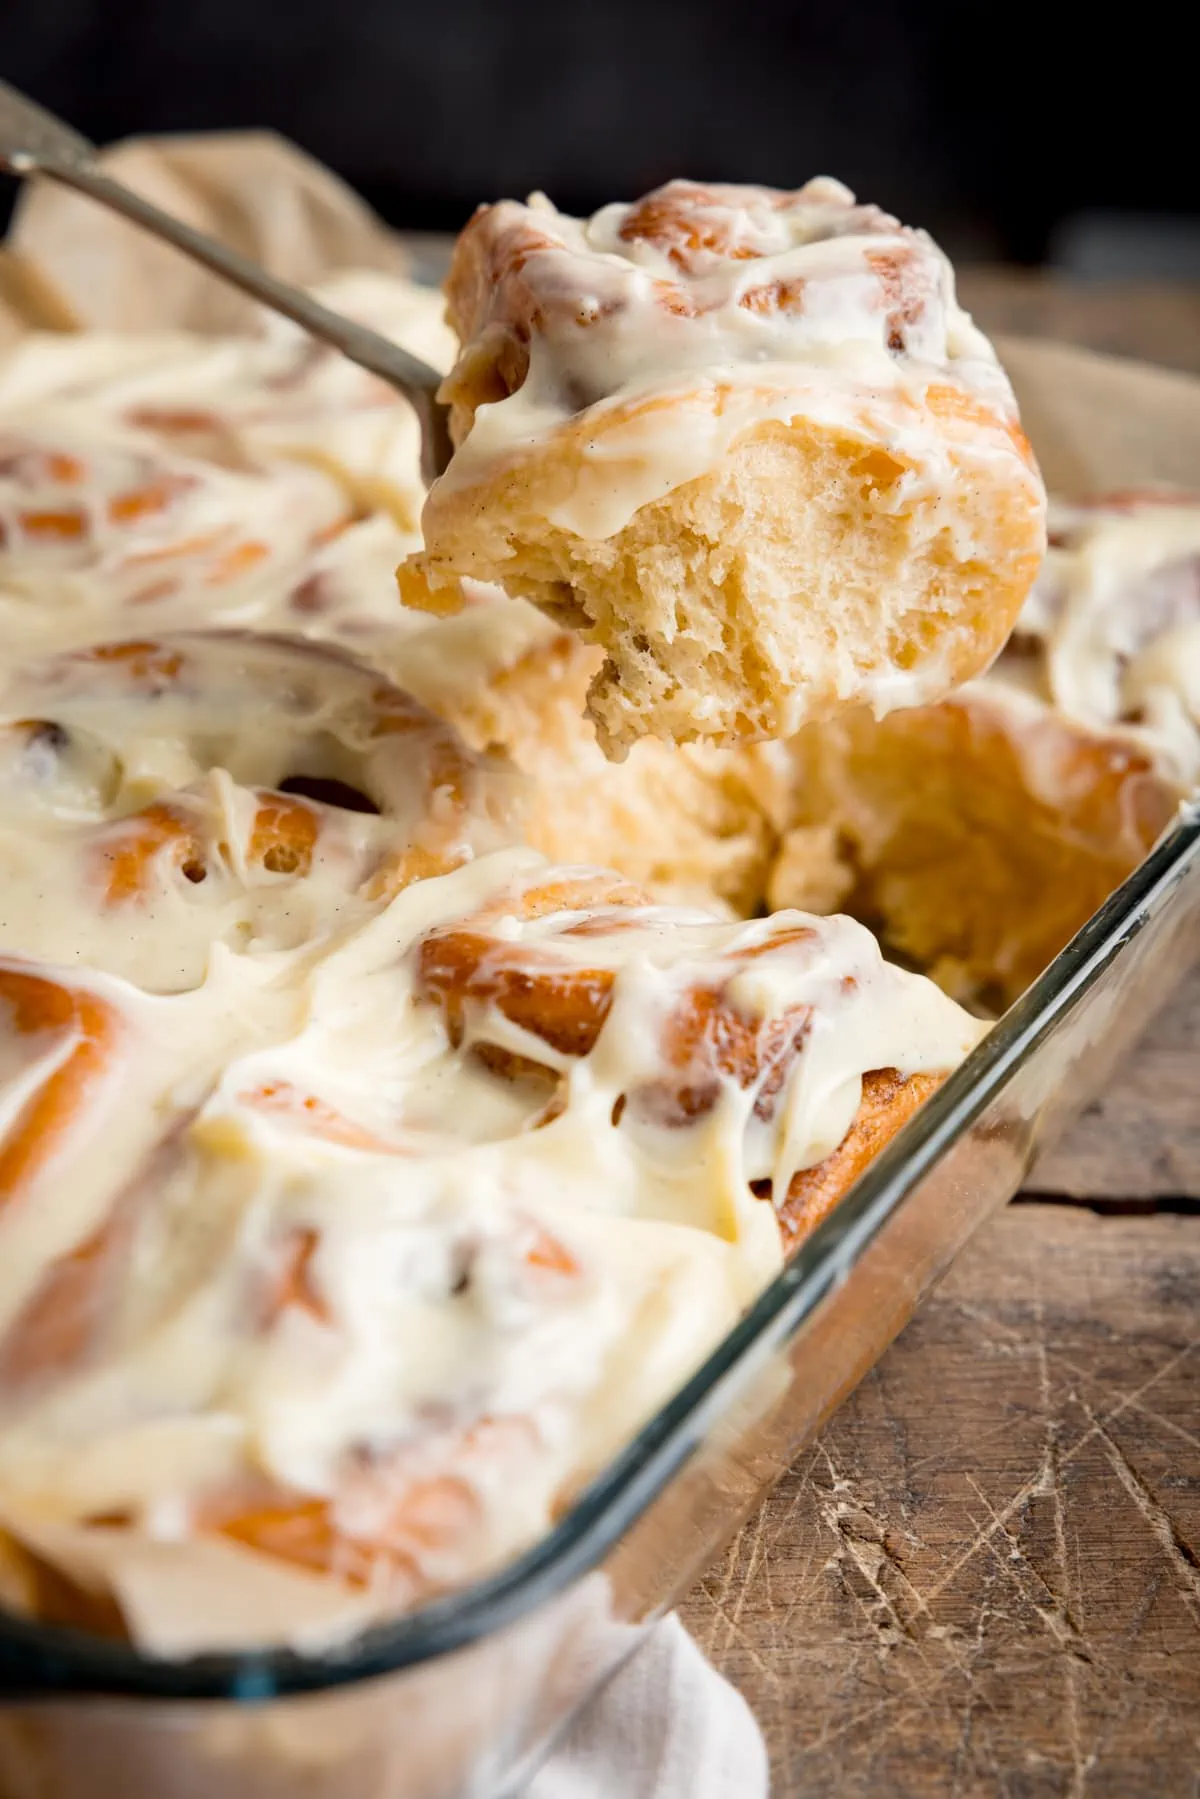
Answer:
[0,796,1195,1798]
[0,246,1196,1788]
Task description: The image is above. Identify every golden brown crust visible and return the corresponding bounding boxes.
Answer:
[775,1068,942,1251]
[0,969,142,1392]
[0,966,123,1212]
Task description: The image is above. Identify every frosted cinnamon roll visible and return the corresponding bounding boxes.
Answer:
[0,271,456,539]
[764,491,1198,1005]
[0,630,512,838]
[410,860,964,1256]
[406,177,1046,755]
[0,632,523,988]
[0,778,402,991]
[0,852,982,1651]
[0,412,349,649]
[1034,490,1200,777]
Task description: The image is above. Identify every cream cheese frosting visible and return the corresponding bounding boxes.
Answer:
[0,271,984,1653]
[970,492,1200,788]
[437,177,1031,545]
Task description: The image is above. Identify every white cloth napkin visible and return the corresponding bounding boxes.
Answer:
[527,1614,769,1799]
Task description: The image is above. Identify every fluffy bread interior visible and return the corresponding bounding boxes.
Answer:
[392,561,775,913]
[413,405,1044,759]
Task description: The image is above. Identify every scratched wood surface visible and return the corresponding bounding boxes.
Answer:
[679,977,1200,1798]
[679,281,1200,1796]
[680,1205,1200,1797]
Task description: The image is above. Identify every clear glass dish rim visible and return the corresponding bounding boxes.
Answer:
[2,804,1197,1704]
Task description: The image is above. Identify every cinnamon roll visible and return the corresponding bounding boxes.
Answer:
[0,855,981,1648]
[0,412,349,643]
[0,632,522,992]
[406,178,1046,755]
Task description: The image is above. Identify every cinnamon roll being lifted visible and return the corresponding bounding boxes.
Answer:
[405,178,1046,756]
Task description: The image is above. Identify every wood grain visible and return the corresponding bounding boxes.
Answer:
[1029,964,1200,1201]
[681,1204,1200,1797]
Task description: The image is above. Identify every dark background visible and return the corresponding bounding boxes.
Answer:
[2,0,1196,269]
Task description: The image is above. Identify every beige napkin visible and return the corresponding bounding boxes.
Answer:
[528,1615,769,1799]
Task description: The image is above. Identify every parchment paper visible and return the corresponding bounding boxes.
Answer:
[4,130,408,336]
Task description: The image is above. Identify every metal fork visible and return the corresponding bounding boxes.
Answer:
[0,78,454,483]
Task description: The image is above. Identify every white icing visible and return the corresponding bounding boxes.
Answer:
[987,493,1200,786]
[0,269,981,1653]
[437,177,1030,544]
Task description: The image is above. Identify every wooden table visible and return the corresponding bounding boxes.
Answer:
[679,282,1200,1796]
